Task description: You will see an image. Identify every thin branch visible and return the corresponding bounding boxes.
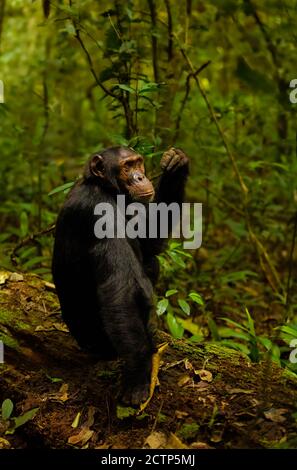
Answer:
[11,225,55,266]
[0,0,6,48]
[147,0,159,82]
[73,27,118,99]
[173,61,211,142]
[177,40,283,293]
[285,211,297,312]
[164,0,173,61]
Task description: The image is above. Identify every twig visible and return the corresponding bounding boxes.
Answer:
[73,27,118,100]
[175,38,282,293]
[147,0,159,82]
[285,211,297,313]
[11,224,55,266]
[164,0,173,61]
[173,61,211,142]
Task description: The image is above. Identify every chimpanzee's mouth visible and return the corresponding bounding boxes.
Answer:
[137,191,155,202]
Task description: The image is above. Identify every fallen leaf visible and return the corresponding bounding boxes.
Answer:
[0,438,11,449]
[9,273,24,282]
[226,387,253,394]
[71,412,81,428]
[58,383,69,402]
[167,433,188,449]
[138,342,168,413]
[86,407,96,428]
[68,428,94,446]
[190,441,213,449]
[184,359,194,370]
[175,410,189,419]
[264,408,288,423]
[178,374,191,387]
[195,369,212,382]
[144,431,167,449]
[53,322,69,332]
[0,271,9,285]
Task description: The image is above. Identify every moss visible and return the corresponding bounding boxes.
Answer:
[177,423,200,440]
[0,308,30,331]
[0,333,19,350]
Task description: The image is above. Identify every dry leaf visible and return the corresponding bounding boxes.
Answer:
[9,272,24,282]
[0,437,11,449]
[175,410,189,419]
[264,408,288,423]
[184,359,194,370]
[178,374,191,387]
[68,428,94,446]
[0,271,10,285]
[144,431,167,449]
[58,383,69,402]
[167,433,188,449]
[226,386,253,394]
[190,441,212,449]
[53,322,69,333]
[195,369,212,382]
[138,342,168,413]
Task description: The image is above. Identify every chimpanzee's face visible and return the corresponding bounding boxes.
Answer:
[89,147,155,202]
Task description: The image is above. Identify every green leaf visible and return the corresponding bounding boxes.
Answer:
[1,399,14,420]
[46,374,63,383]
[6,408,39,434]
[179,318,204,337]
[156,298,169,316]
[277,325,297,338]
[20,211,29,238]
[221,317,249,333]
[71,412,81,428]
[188,334,204,343]
[188,292,204,306]
[245,308,255,336]
[165,289,178,297]
[166,312,184,339]
[48,181,74,196]
[218,327,250,341]
[178,299,191,316]
[116,84,136,94]
[208,316,220,341]
[139,82,161,94]
[116,405,136,420]
[168,251,186,268]
[219,340,250,356]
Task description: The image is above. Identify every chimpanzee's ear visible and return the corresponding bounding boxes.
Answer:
[90,154,105,178]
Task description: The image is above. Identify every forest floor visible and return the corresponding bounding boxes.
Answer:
[0,273,297,449]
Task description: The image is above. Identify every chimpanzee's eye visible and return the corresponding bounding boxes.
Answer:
[125,160,135,168]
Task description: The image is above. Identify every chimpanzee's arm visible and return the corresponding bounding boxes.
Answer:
[141,148,189,258]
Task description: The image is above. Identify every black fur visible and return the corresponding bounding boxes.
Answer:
[52,146,188,404]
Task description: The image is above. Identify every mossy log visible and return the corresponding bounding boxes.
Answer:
[0,273,297,449]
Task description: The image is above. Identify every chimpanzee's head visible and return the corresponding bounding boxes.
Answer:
[84,146,155,202]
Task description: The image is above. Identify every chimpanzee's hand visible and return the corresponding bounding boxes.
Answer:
[160,147,189,174]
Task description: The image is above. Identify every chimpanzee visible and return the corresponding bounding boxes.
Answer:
[52,146,189,405]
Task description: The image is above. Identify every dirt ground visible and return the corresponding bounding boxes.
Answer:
[0,273,297,449]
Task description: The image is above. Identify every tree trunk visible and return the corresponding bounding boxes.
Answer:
[0,273,296,449]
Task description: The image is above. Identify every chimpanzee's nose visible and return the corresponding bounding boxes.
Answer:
[133,172,145,182]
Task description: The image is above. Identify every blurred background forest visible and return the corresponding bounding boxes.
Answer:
[0,0,297,374]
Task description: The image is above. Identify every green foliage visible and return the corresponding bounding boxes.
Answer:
[116,405,136,420]
[0,0,296,379]
[1,398,39,435]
